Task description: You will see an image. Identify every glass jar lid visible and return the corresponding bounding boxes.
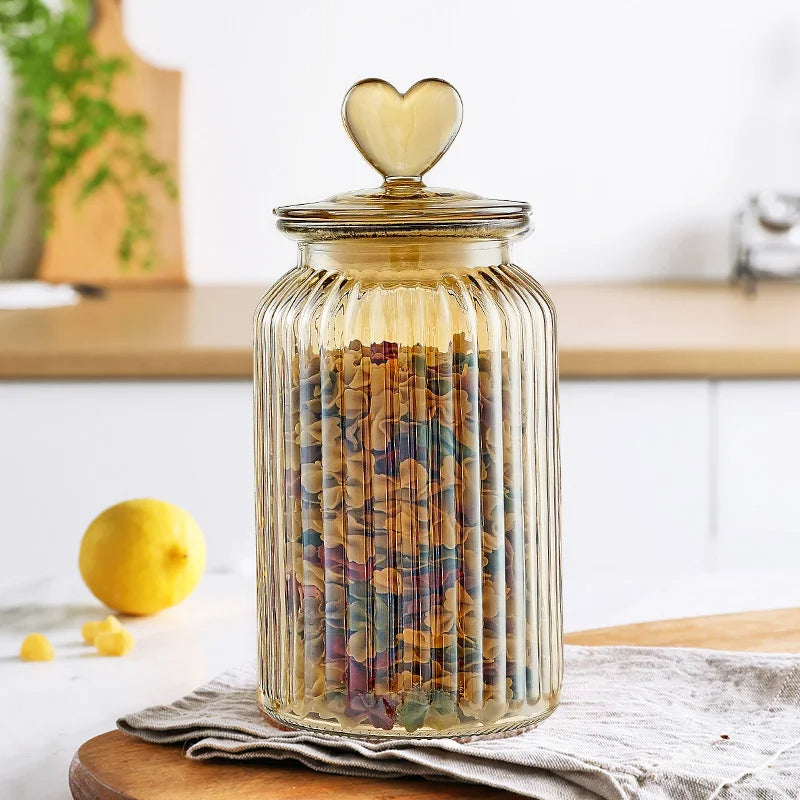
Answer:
[275,79,531,241]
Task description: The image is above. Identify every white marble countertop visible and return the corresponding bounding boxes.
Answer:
[3,568,800,799]
[1,574,254,800]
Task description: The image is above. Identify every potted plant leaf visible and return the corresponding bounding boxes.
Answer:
[0,0,182,283]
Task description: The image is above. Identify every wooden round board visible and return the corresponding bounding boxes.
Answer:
[69,607,800,800]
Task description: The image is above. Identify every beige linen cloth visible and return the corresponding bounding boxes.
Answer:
[118,646,800,799]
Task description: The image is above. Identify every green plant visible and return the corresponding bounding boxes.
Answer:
[0,0,177,270]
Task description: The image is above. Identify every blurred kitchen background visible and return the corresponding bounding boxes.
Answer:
[2,0,800,630]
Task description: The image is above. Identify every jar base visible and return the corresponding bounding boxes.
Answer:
[258,690,559,740]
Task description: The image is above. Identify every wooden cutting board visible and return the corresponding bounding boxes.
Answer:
[38,0,185,286]
[68,607,800,800]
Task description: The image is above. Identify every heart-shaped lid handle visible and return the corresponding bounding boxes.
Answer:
[275,78,531,241]
[342,78,463,183]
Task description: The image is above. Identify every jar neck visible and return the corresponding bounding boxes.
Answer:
[298,239,510,276]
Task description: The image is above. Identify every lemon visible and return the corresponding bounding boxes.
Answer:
[79,499,206,616]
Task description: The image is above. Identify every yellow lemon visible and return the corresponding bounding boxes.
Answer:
[20,633,55,661]
[79,499,206,616]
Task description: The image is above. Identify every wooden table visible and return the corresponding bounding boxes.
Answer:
[5,282,800,378]
[69,607,800,800]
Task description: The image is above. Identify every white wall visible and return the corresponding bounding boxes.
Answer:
[4,0,800,283]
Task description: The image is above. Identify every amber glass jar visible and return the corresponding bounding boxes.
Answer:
[254,79,561,738]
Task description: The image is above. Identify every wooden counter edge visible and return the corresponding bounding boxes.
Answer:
[564,606,800,652]
[0,350,253,379]
[7,349,800,379]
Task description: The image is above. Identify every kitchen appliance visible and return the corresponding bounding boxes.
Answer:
[732,190,800,288]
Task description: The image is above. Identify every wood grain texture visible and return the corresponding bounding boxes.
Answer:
[553,281,800,378]
[38,0,185,286]
[564,607,800,652]
[5,282,800,378]
[69,607,800,799]
[69,731,514,800]
[0,286,255,378]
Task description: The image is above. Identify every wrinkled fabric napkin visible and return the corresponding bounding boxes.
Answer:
[118,646,800,799]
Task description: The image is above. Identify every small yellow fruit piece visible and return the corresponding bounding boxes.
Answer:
[81,615,122,645]
[79,499,206,615]
[20,633,55,662]
[95,628,135,657]
[81,621,99,644]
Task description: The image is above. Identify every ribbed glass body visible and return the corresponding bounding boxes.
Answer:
[254,239,561,738]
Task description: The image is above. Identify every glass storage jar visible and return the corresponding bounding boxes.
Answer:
[254,79,562,738]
